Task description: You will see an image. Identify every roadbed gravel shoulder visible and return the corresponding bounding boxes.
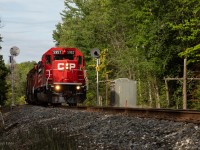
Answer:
[0,105,200,150]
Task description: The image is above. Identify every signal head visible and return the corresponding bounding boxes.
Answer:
[10,46,20,56]
[90,48,100,58]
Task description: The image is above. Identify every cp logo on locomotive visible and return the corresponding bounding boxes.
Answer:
[57,63,76,70]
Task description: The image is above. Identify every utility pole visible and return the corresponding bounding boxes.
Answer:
[183,58,187,109]
[105,74,108,106]
[164,58,200,109]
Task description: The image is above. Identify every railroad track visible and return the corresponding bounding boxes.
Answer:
[2,105,200,124]
[59,106,200,124]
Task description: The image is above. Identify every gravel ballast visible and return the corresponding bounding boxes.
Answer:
[0,105,200,149]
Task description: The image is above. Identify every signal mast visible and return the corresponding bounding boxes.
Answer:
[9,46,20,108]
[91,48,100,106]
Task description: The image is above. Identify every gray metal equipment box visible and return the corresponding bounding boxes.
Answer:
[110,78,137,107]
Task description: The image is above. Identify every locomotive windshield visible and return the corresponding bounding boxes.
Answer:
[54,54,74,60]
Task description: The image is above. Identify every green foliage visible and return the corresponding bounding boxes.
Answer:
[179,43,200,64]
[188,84,200,110]
[1,126,80,149]
[167,0,200,43]
[0,55,9,106]
[53,0,200,108]
[0,26,9,106]
[0,35,2,50]
[5,61,36,106]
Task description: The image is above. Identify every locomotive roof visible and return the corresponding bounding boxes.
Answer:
[43,47,83,55]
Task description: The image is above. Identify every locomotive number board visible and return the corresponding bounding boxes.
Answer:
[52,50,75,55]
[66,51,75,54]
[53,50,62,54]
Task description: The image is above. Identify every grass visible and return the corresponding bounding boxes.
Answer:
[0,126,86,150]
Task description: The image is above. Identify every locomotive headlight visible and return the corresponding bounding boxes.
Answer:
[76,85,81,90]
[55,85,61,91]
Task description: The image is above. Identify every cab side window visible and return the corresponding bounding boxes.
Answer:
[77,56,82,65]
[46,55,51,64]
[37,61,43,73]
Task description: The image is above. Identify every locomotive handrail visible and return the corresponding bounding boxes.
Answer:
[32,76,37,94]
[52,68,84,82]
[46,69,52,89]
[45,68,84,89]
[53,82,82,85]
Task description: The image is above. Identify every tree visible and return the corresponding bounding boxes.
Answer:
[53,0,200,109]
[0,20,9,106]
[0,20,2,50]
[5,61,36,106]
[0,56,9,106]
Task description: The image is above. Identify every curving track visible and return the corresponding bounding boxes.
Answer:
[58,106,200,124]
[1,105,200,149]
[1,105,200,124]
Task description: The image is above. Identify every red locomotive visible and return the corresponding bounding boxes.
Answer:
[26,47,87,106]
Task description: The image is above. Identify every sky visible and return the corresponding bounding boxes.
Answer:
[0,0,65,63]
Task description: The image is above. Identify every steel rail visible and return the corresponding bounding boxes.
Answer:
[60,106,200,124]
[2,105,200,124]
